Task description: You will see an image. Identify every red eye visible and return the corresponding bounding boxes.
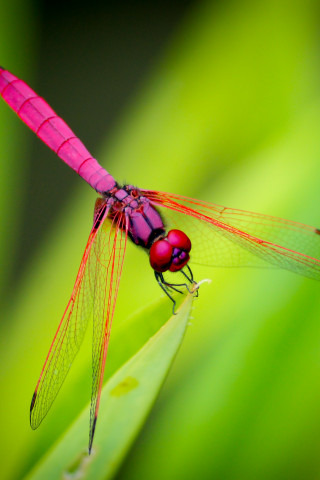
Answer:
[167,230,191,252]
[149,239,173,272]
[149,230,192,273]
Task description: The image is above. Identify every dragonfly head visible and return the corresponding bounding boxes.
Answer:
[149,229,191,272]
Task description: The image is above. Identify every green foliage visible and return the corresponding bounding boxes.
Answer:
[0,0,36,296]
[1,1,320,479]
[26,293,194,480]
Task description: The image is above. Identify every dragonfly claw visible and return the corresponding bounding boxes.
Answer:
[154,266,198,311]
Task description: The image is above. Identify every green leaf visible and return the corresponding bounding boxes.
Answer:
[2,1,320,479]
[26,291,195,480]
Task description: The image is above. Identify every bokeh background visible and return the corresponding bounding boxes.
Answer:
[1,0,320,478]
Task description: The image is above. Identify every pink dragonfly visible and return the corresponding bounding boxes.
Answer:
[1,67,320,453]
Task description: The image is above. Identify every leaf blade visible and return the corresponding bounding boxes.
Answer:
[26,291,195,480]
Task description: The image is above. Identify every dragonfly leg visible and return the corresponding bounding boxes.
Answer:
[161,266,197,295]
[159,276,184,294]
[160,271,195,294]
[186,264,194,281]
[155,272,177,314]
[180,265,199,297]
[155,266,198,313]
[157,272,188,292]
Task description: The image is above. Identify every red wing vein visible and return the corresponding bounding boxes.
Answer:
[143,190,320,279]
[88,212,128,452]
[30,201,109,429]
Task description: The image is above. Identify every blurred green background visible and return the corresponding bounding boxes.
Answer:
[1,0,320,478]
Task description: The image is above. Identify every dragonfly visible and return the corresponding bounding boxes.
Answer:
[1,67,320,453]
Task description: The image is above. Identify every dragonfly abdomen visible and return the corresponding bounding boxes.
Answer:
[0,67,116,194]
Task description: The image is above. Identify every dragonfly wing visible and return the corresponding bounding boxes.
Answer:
[88,212,128,453]
[143,190,320,280]
[30,199,109,429]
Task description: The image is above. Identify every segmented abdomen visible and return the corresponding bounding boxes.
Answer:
[0,68,115,194]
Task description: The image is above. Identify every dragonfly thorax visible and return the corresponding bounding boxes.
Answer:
[105,185,166,248]
[102,186,192,272]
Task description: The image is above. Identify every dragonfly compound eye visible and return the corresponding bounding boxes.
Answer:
[149,239,173,272]
[149,229,191,272]
[166,229,191,252]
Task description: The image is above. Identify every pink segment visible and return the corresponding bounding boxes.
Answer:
[0,67,116,193]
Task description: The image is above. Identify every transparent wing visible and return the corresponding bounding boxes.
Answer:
[142,190,320,280]
[88,212,128,453]
[30,199,109,428]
